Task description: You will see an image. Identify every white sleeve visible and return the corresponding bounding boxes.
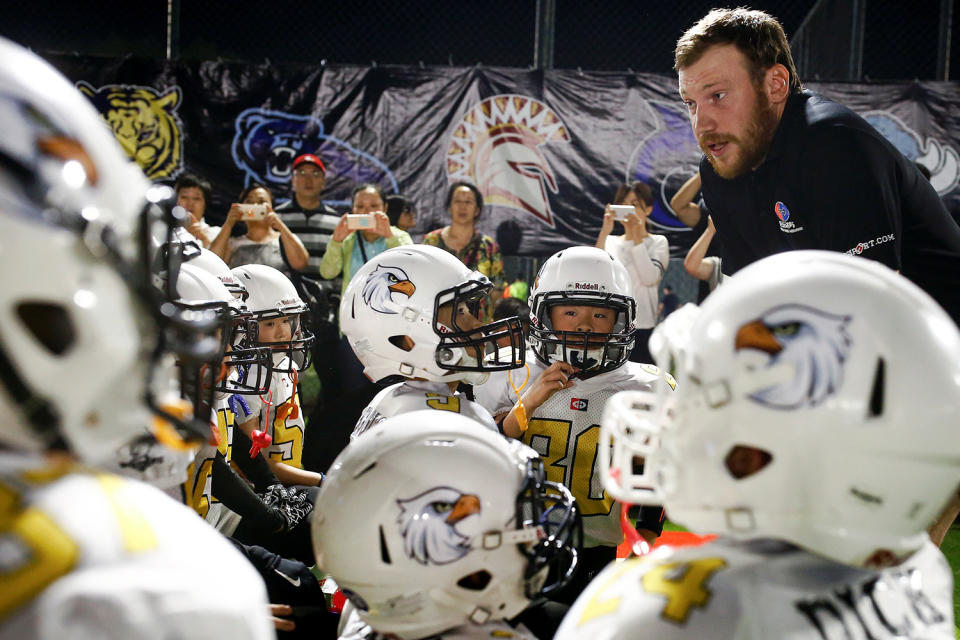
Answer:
[624,234,668,286]
[472,371,516,417]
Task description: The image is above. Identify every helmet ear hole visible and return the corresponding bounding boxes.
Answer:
[868,358,885,418]
[17,303,75,355]
[724,445,772,480]
[457,570,492,591]
[388,335,416,352]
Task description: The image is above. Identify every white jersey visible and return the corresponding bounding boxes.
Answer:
[339,606,538,640]
[0,452,273,640]
[475,354,675,547]
[352,379,498,440]
[106,440,196,501]
[234,357,306,469]
[181,387,242,535]
[555,537,954,640]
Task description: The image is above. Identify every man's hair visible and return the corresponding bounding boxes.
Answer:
[174,173,212,203]
[613,181,653,208]
[445,181,485,220]
[675,8,802,94]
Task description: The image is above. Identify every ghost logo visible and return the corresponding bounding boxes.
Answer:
[396,486,481,565]
[735,304,852,409]
[362,265,416,314]
[447,95,571,227]
[76,82,183,179]
[232,108,398,202]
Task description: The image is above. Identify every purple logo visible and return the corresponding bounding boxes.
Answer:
[775,202,790,222]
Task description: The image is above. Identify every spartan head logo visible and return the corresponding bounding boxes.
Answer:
[77,82,183,179]
[362,265,416,314]
[447,95,571,227]
[735,304,852,410]
[397,486,481,565]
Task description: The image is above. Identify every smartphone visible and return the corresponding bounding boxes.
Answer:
[238,203,268,220]
[347,213,376,230]
[610,204,634,221]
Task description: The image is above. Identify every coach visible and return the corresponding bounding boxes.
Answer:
[675,7,960,329]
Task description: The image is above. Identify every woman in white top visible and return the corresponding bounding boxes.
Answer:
[210,183,309,275]
[595,181,669,363]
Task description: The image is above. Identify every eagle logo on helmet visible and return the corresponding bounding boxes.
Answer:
[396,486,481,565]
[362,265,416,314]
[735,304,852,409]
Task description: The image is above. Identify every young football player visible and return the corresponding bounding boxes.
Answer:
[558,250,960,639]
[0,36,273,638]
[474,246,675,603]
[340,244,525,437]
[230,263,325,488]
[312,411,581,640]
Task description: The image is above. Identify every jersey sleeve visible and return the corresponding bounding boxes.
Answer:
[473,370,517,417]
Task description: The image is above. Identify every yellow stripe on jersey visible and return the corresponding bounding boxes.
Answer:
[0,483,79,621]
[578,557,643,625]
[96,474,158,553]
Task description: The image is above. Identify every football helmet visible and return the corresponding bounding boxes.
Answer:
[184,249,271,395]
[231,264,314,374]
[312,411,580,639]
[0,37,215,462]
[528,246,636,375]
[616,250,960,568]
[340,244,525,386]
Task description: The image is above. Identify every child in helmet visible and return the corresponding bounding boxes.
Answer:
[341,244,525,438]
[230,264,325,488]
[313,411,581,640]
[475,246,675,605]
[557,251,960,640]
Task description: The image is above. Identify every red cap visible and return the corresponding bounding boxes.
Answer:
[293,153,326,174]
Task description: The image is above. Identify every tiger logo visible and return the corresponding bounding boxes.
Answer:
[77,82,183,179]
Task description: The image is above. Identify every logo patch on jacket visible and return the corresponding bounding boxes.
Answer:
[775,201,804,234]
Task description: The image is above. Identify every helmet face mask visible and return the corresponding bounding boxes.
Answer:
[433,279,525,375]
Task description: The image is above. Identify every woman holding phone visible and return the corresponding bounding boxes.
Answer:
[595,181,669,363]
[210,183,309,274]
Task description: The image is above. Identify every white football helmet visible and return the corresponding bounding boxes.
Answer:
[339,245,524,386]
[312,411,580,639]
[611,250,960,568]
[0,37,214,462]
[528,246,637,374]
[184,250,271,395]
[231,264,314,374]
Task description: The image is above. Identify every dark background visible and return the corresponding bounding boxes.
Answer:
[3,0,954,81]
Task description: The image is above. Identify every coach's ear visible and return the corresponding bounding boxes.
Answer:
[764,64,791,105]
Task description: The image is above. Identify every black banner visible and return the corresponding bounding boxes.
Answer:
[49,54,960,258]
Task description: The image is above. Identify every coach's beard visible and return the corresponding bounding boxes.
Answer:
[700,91,780,180]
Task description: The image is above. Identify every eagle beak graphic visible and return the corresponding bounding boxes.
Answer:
[388,279,416,298]
[735,320,782,354]
[445,494,481,525]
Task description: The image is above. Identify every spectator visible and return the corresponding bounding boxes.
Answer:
[209,183,309,274]
[175,173,220,249]
[274,154,340,280]
[595,181,669,363]
[320,184,412,297]
[657,284,679,321]
[385,194,416,232]
[676,6,960,544]
[423,181,505,318]
[683,214,724,295]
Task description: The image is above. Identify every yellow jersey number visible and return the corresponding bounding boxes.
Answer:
[520,418,612,516]
[0,474,157,621]
[425,393,461,413]
[269,393,304,469]
[578,556,726,627]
